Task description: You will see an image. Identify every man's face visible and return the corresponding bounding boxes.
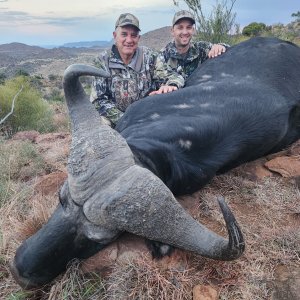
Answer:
[113,25,140,58]
[172,19,195,48]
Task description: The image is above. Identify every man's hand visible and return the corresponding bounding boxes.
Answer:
[208,44,226,58]
[149,85,178,96]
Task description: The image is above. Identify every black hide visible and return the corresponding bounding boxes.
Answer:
[116,37,300,195]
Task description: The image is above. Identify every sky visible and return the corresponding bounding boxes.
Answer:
[0,0,298,46]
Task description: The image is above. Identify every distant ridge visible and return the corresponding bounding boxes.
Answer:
[0,26,173,51]
[62,40,113,48]
[0,26,174,77]
[0,42,44,52]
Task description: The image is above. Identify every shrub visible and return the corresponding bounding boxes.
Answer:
[48,74,59,81]
[15,69,30,77]
[0,73,6,85]
[264,23,298,42]
[291,11,300,22]
[242,22,267,36]
[47,87,65,102]
[30,74,44,91]
[0,76,55,135]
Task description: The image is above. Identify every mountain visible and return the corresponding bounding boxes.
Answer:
[62,40,113,48]
[0,26,174,77]
[50,26,173,50]
[140,26,172,50]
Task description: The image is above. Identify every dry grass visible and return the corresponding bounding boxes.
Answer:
[105,255,197,300]
[46,261,106,300]
[0,137,299,299]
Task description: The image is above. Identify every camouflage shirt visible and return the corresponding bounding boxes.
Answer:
[154,40,229,88]
[90,45,157,126]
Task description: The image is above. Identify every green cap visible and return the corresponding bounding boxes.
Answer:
[172,10,195,26]
[115,13,140,31]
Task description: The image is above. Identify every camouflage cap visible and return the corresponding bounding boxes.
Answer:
[115,13,140,31]
[172,10,195,26]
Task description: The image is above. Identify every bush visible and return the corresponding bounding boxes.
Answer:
[47,87,65,102]
[30,74,44,91]
[15,69,30,77]
[242,22,267,36]
[264,23,299,42]
[48,74,60,81]
[0,76,55,135]
[0,73,6,85]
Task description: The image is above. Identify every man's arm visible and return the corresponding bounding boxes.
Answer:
[150,51,185,95]
[90,56,123,126]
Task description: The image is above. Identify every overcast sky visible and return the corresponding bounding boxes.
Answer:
[0,0,298,46]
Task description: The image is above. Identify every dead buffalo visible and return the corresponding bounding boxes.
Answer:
[11,37,300,289]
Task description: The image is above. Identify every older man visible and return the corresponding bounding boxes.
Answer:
[90,13,157,126]
[150,10,228,95]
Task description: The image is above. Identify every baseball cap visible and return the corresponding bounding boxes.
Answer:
[172,10,195,26]
[115,13,140,31]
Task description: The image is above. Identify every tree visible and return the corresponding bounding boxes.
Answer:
[291,11,300,22]
[173,0,237,43]
[242,22,267,37]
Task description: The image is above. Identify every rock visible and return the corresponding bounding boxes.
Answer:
[193,284,218,300]
[271,265,300,300]
[265,156,300,177]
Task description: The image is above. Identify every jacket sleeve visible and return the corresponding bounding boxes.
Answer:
[90,55,123,126]
[153,51,185,89]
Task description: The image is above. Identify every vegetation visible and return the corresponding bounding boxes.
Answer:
[291,11,300,22]
[173,0,238,44]
[172,1,300,45]
[0,140,45,207]
[0,72,7,85]
[242,22,267,36]
[29,74,44,90]
[240,10,300,44]
[240,21,299,44]
[46,87,65,102]
[0,76,55,136]
[14,69,30,77]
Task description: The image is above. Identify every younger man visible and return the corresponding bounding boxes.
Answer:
[150,10,228,95]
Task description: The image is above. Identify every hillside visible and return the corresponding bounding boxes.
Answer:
[140,26,172,50]
[0,26,173,79]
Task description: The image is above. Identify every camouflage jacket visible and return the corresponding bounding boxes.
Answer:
[90,45,157,126]
[154,40,229,88]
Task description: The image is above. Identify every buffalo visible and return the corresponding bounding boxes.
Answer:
[11,37,300,289]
